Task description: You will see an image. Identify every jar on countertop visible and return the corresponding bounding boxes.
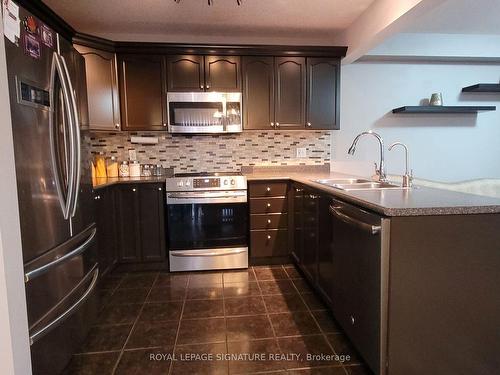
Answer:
[106,156,119,178]
[119,161,130,177]
[129,160,141,177]
[142,164,152,177]
[94,152,107,178]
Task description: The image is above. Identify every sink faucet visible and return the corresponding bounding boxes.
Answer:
[389,142,413,187]
[348,131,387,182]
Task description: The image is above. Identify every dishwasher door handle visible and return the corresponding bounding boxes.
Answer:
[329,205,381,235]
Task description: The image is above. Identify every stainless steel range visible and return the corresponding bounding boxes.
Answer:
[165,172,248,272]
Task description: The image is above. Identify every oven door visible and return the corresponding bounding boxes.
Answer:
[166,191,248,250]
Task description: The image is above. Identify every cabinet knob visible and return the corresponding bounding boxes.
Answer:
[115,123,120,129]
[351,315,355,325]
[132,188,137,192]
[307,122,311,127]
[267,203,271,208]
[266,187,271,192]
[163,123,167,127]
[270,122,275,127]
[267,219,271,224]
[267,235,271,240]
[276,122,280,127]
[295,188,302,192]
[158,187,162,191]
[206,84,210,89]
[200,85,204,89]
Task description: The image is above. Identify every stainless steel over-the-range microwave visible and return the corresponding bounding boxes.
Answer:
[167,92,242,134]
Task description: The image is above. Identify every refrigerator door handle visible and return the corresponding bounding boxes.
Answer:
[24,227,97,282]
[29,264,99,345]
[49,53,76,220]
[60,54,81,218]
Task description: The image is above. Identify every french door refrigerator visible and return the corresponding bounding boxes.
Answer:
[4,5,98,374]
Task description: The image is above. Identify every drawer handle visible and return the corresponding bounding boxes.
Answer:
[267,219,271,224]
[266,187,271,192]
[267,235,271,240]
[267,203,271,208]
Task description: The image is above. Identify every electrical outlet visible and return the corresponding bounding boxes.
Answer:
[128,149,137,161]
[296,147,307,158]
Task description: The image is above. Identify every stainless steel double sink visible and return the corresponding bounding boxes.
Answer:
[313,178,404,191]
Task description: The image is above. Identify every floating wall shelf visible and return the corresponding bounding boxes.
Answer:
[462,84,500,93]
[392,106,496,114]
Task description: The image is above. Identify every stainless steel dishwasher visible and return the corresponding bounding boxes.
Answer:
[329,198,390,375]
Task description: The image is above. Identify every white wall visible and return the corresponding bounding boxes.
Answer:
[0,21,33,375]
[334,60,500,182]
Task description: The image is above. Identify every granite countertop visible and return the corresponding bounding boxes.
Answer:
[243,170,500,217]
[92,168,500,216]
[92,176,167,190]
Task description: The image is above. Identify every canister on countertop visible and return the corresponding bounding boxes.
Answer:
[95,152,107,178]
[142,164,152,177]
[153,164,163,176]
[130,160,141,177]
[106,156,119,177]
[119,161,130,177]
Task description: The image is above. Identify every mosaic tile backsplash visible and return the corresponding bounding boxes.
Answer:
[90,131,331,173]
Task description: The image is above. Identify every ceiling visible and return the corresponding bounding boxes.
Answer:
[406,0,500,35]
[42,0,376,45]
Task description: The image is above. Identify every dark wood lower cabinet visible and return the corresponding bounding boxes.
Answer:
[94,187,118,278]
[95,182,167,270]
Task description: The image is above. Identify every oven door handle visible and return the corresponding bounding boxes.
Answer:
[167,192,247,204]
[170,248,247,257]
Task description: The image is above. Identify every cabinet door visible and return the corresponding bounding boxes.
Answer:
[166,55,205,92]
[115,185,141,263]
[317,194,334,305]
[118,55,167,131]
[292,184,304,264]
[301,190,319,283]
[275,57,306,129]
[64,48,89,130]
[94,188,118,277]
[205,56,241,92]
[138,184,166,262]
[306,58,340,130]
[75,45,121,131]
[242,56,275,130]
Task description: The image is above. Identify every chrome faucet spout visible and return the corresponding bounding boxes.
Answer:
[389,142,413,187]
[347,131,387,182]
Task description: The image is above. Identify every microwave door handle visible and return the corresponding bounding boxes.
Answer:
[60,54,81,217]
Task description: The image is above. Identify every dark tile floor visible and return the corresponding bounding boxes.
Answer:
[63,264,373,375]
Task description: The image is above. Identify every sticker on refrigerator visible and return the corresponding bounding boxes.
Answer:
[40,24,54,48]
[23,15,37,34]
[23,34,41,59]
[2,0,20,45]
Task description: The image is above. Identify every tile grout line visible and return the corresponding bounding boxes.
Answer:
[110,272,158,375]
[167,273,190,375]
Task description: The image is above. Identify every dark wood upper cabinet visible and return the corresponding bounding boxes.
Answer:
[75,45,121,131]
[307,58,340,130]
[242,56,275,130]
[205,56,241,92]
[118,54,167,131]
[166,55,205,92]
[275,57,306,129]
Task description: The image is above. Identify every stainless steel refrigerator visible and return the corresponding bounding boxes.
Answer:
[4,5,98,374]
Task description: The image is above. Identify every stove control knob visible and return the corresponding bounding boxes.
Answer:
[177,181,183,187]
[230,179,235,185]
[185,180,191,186]
[223,179,229,185]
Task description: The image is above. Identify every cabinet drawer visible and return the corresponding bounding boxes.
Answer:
[250,197,288,214]
[250,213,288,230]
[249,182,288,197]
[250,229,288,258]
